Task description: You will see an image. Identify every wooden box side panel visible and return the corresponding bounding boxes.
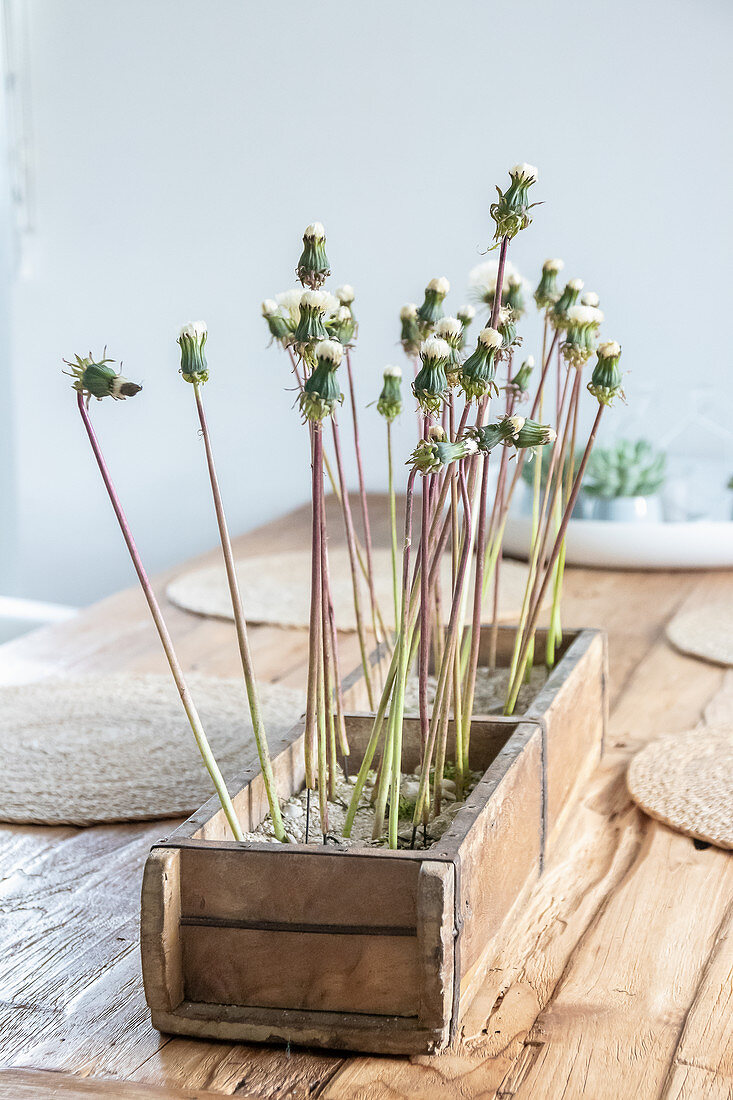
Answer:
[140,848,184,1013]
[177,847,421,929]
[181,925,421,1016]
[451,729,544,1006]
[539,630,606,841]
[174,733,306,844]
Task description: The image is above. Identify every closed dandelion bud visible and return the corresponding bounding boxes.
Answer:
[435,316,464,383]
[587,341,624,406]
[64,352,142,401]
[178,322,209,384]
[377,365,403,421]
[460,326,502,401]
[294,289,330,345]
[299,339,344,421]
[504,273,527,317]
[490,163,538,244]
[413,335,450,414]
[509,354,535,398]
[470,414,523,452]
[534,258,564,310]
[327,305,357,345]
[457,304,475,348]
[400,303,421,356]
[262,299,292,341]
[296,222,330,289]
[512,418,557,449]
[409,430,479,474]
[417,276,450,327]
[581,291,600,308]
[562,305,604,367]
[550,278,584,330]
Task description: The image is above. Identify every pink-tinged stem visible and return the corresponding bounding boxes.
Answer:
[345,349,382,647]
[487,385,516,668]
[305,423,324,790]
[331,417,375,709]
[414,462,473,824]
[320,495,348,761]
[462,448,491,750]
[489,236,510,328]
[76,393,243,841]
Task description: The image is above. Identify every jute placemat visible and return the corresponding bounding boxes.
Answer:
[666,603,733,668]
[0,675,304,826]
[627,726,733,850]
[166,547,543,631]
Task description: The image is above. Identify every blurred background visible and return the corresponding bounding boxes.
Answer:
[1,0,732,626]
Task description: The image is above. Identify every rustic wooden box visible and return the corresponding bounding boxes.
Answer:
[141,625,607,1054]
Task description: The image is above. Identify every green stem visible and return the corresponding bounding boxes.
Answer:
[505,403,605,713]
[387,421,399,629]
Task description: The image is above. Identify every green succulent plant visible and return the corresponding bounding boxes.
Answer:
[583,440,666,499]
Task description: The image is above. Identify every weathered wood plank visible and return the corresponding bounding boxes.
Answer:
[182,925,421,1016]
[0,1067,249,1098]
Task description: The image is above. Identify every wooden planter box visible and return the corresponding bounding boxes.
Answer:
[141,625,607,1055]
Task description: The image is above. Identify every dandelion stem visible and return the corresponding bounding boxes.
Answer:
[331,417,375,709]
[505,402,605,713]
[305,424,324,789]
[387,420,399,628]
[76,392,243,841]
[346,349,383,649]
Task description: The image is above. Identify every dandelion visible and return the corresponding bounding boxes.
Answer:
[64,352,142,404]
[293,289,331,347]
[296,222,330,289]
[534,258,564,310]
[262,300,292,342]
[435,316,464,382]
[490,163,539,244]
[400,303,422,356]
[299,339,344,422]
[460,326,502,401]
[550,278,584,330]
[417,276,450,328]
[562,304,604,366]
[587,340,624,405]
[327,305,356,346]
[413,335,450,414]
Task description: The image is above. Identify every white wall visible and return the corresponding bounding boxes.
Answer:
[6,0,733,606]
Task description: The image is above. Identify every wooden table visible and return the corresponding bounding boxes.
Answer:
[1,496,731,1099]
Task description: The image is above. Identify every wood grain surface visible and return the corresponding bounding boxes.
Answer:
[0,495,731,1099]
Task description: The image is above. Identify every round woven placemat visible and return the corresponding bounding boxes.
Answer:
[0,675,304,826]
[626,726,733,849]
[666,603,733,668]
[166,547,542,631]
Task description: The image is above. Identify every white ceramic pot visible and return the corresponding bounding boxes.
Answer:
[591,495,664,523]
